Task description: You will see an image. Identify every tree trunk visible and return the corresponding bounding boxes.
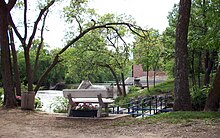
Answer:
[204,67,220,111]
[146,65,150,92]
[153,59,159,88]
[0,1,17,107]
[106,65,122,96]
[197,50,202,88]
[121,72,126,97]
[9,26,21,96]
[153,69,156,88]
[173,0,192,111]
[204,50,210,86]
[204,51,216,86]
[191,49,196,86]
[24,47,33,91]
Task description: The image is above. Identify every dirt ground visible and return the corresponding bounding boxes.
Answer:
[0,108,220,138]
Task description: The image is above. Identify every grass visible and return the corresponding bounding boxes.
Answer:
[149,79,174,93]
[146,111,220,124]
[112,111,220,127]
[114,79,174,106]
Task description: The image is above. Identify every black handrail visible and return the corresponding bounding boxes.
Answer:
[110,94,173,118]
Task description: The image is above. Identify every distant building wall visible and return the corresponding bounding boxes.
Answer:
[133,64,166,78]
[133,64,144,78]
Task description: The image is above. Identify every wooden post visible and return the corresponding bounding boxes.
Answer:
[128,103,130,114]
[117,106,120,114]
[136,100,139,117]
[149,98,152,115]
[21,91,35,110]
[97,94,104,118]
[142,99,146,118]
[155,96,158,113]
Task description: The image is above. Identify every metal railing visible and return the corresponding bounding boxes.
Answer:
[110,95,173,118]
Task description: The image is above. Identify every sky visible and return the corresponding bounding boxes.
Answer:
[44,0,179,48]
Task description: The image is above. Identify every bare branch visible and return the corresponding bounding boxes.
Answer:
[107,26,128,48]
[27,0,55,49]
[8,13,24,43]
[74,16,83,33]
[24,0,28,41]
[58,22,146,55]
[33,10,49,80]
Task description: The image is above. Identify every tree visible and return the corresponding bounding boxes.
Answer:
[173,0,192,111]
[65,13,135,96]
[6,0,146,101]
[204,67,220,111]
[9,26,21,96]
[0,0,17,107]
[134,29,162,89]
[9,0,55,92]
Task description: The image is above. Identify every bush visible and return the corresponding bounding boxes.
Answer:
[50,96,68,113]
[35,97,42,109]
[190,86,209,111]
[0,88,3,105]
[114,96,130,108]
[128,86,141,94]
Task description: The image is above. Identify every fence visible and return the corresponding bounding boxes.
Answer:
[110,95,173,118]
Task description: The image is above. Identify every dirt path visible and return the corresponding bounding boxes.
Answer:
[0,108,220,138]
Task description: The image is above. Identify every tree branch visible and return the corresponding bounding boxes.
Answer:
[35,22,147,94]
[33,10,49,81]
[23,0,28,41]
[34,54,61,93]
[7,0,17,11]
[58,22,147,55]
[74,16,83,33]
[8,13,24,43]
[27,0,55,49]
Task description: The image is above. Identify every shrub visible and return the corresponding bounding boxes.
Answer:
[114,96,130,108]
[35,97,42,109]
[50,96,68,113]
[128,86,141,94]
[0,88,3,105]
[190,86,209,111]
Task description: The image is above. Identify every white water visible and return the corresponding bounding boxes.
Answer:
[36,90,63,113]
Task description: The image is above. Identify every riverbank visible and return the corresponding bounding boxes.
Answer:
[0,108,220,138]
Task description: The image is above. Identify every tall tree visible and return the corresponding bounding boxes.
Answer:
[0,0,17,107]
[9,26,21,96]
[173,0,192,111]
[204,67,220,111]
[9,0,55,92]
[134,29,162,89]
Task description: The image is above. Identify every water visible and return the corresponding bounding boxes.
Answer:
[35,84,128,113]
[36,90,63,113]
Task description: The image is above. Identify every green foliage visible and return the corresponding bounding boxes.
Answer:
[163,0,220,87]
[17,41,66,87]
[35,97,42,109]
[149,79,174,94]
[162,59,174,79]
[21,83,28,92]
[114,80,174,106]
[62,12,135,84]
[128,86,141,94]
[114,96,130,108]
[0,88,3,105]
[190,86,209,111]
[50,96,68,113]
[133,28,163,72]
